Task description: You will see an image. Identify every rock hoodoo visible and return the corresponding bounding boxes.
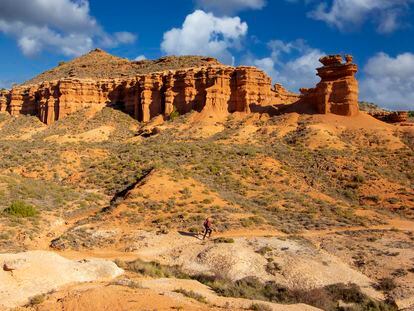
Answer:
[0,51,360,124]
[0,89,9,112]
[300,55,359,116]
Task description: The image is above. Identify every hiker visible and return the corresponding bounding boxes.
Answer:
[203,217,213,240]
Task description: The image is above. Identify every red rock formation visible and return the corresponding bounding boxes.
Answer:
[273,83,300,104]
[1,54,360,124]
[2,65,281,124]
[300,55,359,116]
[0,89,9,112]
[370,111,409,123]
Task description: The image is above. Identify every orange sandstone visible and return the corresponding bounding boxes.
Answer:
[300,55,359,116]
[3,66,281,124]
[0,51,360,124]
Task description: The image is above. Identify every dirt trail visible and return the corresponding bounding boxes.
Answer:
[217,218,414,239]
[52,217,414,263]
[301,218,414,237]
[8,213,413,311]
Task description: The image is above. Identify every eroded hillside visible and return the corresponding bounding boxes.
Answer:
[0,107,413,310]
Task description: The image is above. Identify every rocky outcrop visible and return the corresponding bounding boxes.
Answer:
[273,83,301,104]
[0,53,361,124]
[2,66,283,124]
[300,55,359,116]
[370,111,409,123]
[0,89,9,112]
[0,251,123,308]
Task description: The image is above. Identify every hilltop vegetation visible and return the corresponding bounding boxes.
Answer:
[22,49,221,85]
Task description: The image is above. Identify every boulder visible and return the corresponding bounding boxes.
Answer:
[0,251,123,308]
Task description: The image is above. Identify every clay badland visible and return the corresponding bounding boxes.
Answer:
[0,50,413,311]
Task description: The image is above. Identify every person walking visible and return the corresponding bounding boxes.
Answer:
[203,217,213,240]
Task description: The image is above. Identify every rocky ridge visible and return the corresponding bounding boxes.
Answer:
[1,50,359,125]
[22,49,221,85]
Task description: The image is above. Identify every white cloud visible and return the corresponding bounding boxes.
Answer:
[113,32,137,44]
[308,0,413,33]
[134,55,147,61]
[0,0,136,57]
[251,57,278,80]
[244,39,324,92]
[161,10,248,65]
[360,52,414,110]
[195,0,266,15]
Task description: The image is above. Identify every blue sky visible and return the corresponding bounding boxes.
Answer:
[0,0,414,110]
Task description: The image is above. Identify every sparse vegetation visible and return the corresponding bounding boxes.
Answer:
[375,278,397,292]
[118,257,397,311]
[24,53,220,85]
[1,109,412,240]
[0,101,413,306]
[3,201,37,218]
[173,289,207,303]
[27,294,45,306]
[194,275,397,311]
[0,43,413,311]
[115,259,189,279]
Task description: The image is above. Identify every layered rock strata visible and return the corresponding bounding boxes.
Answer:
[300,55,359,116]
[273,83,301,104]
[370,111,409,123]
[0,54,360,124]
[0,89,9,112]
[2,66,282,124]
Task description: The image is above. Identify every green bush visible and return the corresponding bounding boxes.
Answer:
[169,107,180,121]
[4,201,38,217]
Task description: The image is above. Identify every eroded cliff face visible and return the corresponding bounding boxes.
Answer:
[0,54,361,124]
[0,89,9,112]
[370,111,409,123]
[300,55,359,116]
[2,66,283,124]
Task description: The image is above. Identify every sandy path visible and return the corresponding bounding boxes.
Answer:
[216,218,414,239]
[51,217,414,262]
